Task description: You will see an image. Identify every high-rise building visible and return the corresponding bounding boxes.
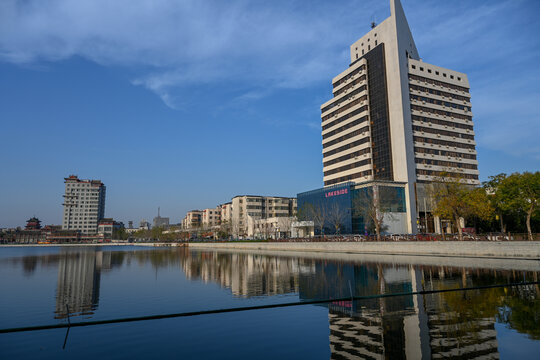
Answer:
[316,0,478,233]
[62,175,106,235]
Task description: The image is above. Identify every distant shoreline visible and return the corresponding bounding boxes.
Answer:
[0,243,157,247]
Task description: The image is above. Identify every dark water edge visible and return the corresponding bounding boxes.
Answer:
[1,246,539,359]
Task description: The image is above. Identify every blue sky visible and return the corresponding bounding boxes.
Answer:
[1,0,539,228]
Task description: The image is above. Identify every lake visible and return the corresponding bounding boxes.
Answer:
[1,245,539,359]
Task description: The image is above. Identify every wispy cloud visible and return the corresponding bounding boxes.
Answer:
[0,0,377,107]
[1,0,539,161]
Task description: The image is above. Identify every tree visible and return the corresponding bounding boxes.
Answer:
[218,220,232,239]
[431,172,493,240]
[299,202,327,236]
[327,201,348,235]
[353,185,388,241]
[499,172,540,241]
[112,227,129,240]
[151,226,163,241]
[483,173,508,233]
[278,214,297,239]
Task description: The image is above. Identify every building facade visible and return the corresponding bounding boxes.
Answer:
[153,207,170,228]
[220,202,232,225]
[310,0,479,234]
[182,210,203,230]
[202,207,221,228]
[231,195,297,238]
[62,175,106,235]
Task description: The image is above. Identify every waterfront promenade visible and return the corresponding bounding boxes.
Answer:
[188,241,540,260]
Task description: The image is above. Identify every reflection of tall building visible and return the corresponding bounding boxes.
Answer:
[421,269,500,359]
[300,263,429,359]
[329,308,384,358]
[304,262,503,359]
[55,250,106,319]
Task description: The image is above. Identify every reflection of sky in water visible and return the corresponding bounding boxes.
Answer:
[1,246,539,359]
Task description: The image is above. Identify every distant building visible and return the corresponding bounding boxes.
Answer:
[182,210,203,230]
[153,207,169,228]
[231,195,297,238]
[202,207,221,228]
[62,175,106,235]
[97,218,123,239]
[25,217,42,230]
[139,219,151,230]
[220,202,232,224]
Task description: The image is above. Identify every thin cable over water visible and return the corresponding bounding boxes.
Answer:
[0,281,538,334]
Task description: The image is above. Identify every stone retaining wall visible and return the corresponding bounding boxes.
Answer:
[188,241,540,260]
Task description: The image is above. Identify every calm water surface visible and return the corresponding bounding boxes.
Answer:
[1,245,539,359]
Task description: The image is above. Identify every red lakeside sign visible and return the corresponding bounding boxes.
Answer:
[325,188,348,198]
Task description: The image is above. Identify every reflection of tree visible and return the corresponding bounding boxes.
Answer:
[498,285,540,340]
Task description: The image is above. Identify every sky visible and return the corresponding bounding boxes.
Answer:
[1,0,539,228]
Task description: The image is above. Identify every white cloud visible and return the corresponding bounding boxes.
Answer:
[0,0,376,106]
[1,0,539,161]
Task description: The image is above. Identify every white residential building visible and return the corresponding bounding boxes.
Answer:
[319,0,479,233]
[62,175,106,235]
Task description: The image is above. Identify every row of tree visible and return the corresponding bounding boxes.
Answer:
[431,171,539,240]
[298,171,538,241]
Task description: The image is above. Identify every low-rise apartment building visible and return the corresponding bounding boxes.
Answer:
[182,210,203,230]
[231,195,297,238]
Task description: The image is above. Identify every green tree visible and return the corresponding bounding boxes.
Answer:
[151,226,163,241]
[431,173,493,240]
[483,173,508,233]
[499,172,540,240]
[112,227,129,240]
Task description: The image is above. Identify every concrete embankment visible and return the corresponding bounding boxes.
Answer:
[188,241,540,260]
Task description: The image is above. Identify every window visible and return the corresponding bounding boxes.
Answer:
[368,45,370,50]
[436,71,439,75]
[450,75,454,79]
[356,53,358,59]
[428,69,432,73]
[411,65,416,69]
[420,67,424,71]
[362,50,365,55]
[375,40,377,45]
[457,77,461,81]
[443,73,447,77]
[374,33,377,37]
